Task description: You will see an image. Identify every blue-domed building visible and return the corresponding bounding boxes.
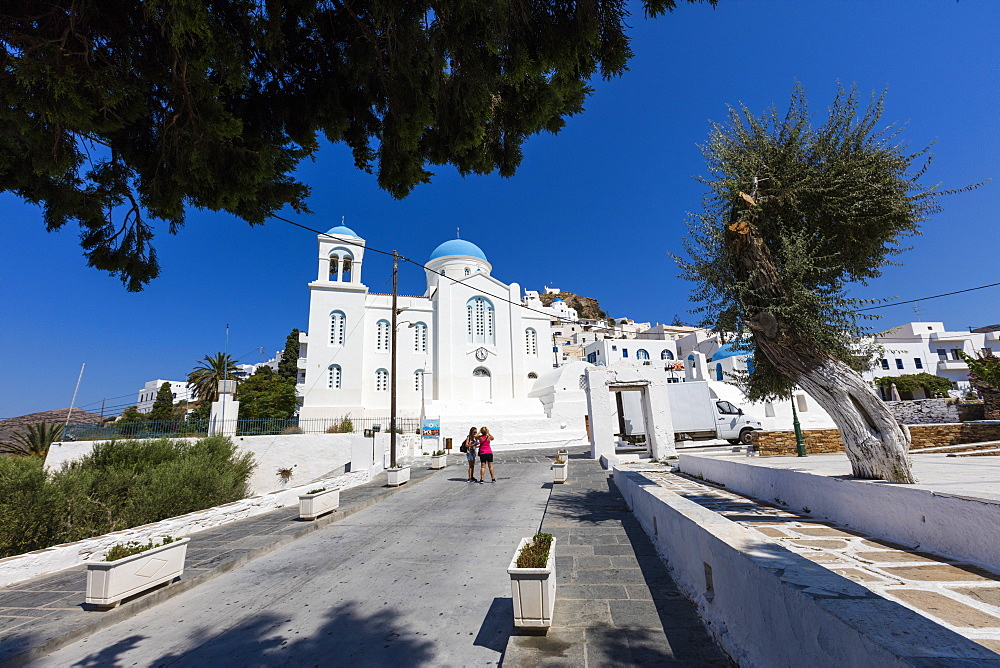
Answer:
[297,229,573,447]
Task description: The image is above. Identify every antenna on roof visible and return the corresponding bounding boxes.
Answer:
[342,215,345,225]
[913,305,923,320]
[456,227,460,239]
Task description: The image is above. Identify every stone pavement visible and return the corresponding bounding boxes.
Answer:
[642,469,1000,655]
[0,459,441,666]
[504,454,731,666]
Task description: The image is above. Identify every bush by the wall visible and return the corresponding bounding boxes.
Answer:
[0,436,255,558]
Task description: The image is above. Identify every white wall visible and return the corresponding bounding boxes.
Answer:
[613,468,998,667]
[678,455,1000,573]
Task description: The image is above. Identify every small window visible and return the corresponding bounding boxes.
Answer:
[636,349,650,360]
[622,349,628,358]
[330,311,347,346]
[414,322,428,353]
[464,267,471,276]
[796,395,809,412]
[414,369,423,392]
[612,345,617,351]
[661,349,674,360]
[951,349,962,361]
[328,364,342,389]
[376,320,391,351]
[936,348,947,360]
[375,369,388,391]
[895,358,904,370]
[880,359,889,370]
[528,372,538,379]
[914,358,923,369]
[764,402,775,418]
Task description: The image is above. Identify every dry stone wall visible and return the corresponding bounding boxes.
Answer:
[755,422,1000,456]
[884,398,960,424]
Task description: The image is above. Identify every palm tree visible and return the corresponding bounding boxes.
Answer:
[5,422,64,457]
[188,353,238,405]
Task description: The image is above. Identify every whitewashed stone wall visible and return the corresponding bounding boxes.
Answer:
[0,469,370,587]
[885,398,960,424]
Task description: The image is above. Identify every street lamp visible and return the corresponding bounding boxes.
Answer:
[791,394,807,457]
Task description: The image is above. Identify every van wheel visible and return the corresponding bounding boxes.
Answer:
[738,429,755,445]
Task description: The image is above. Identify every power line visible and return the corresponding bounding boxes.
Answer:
[858,282,1000,311]
[272,214,622,334]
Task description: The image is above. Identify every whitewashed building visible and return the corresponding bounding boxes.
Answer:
[296,226,589,449]
[864,322,999,397]
[136,379,194,413]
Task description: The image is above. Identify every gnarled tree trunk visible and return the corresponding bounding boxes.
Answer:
[727,206,915,483]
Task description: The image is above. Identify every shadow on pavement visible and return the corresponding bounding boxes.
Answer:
[66,601,436,667]
[474,596,514,657]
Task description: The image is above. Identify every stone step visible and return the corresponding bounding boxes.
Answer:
[949,449,1000,457]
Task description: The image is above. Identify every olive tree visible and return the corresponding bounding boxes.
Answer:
[677,86,974,482]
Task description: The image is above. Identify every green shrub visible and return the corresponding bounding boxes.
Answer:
[105,537,175,562]
[0,436,255,558]
[515,533,553,569]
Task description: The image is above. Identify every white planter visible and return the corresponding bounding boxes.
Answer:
[554,452,569,464]
[553,461,568,484]
[299,488,340,520]
[430,454,447,470]
[508,536,557,628]
[85,538,190,609]
[387,466,411,487]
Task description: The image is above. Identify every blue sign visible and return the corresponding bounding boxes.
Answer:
[421,418,440,438]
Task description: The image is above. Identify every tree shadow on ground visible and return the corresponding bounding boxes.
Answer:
[69,633,146,668]
[67,601,436,667]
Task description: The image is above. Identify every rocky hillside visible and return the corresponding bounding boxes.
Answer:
[0,408,105,450]
[538,291,607,320]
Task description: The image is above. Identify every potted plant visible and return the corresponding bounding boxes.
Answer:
[386,464,411,487]
[553,450,569,483]
[298,486,340,520]
[430,450,447,470]
[508,533,557,628]
[85,537,190,609]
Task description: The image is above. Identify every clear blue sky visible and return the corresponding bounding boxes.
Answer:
[2,0,997,418]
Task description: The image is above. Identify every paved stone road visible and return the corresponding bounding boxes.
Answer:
[31,449,728,666]
[504,456,730,666]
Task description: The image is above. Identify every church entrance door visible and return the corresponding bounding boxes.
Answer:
[472,367,492,401]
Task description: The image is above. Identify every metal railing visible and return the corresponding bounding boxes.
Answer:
[63,416,422,440]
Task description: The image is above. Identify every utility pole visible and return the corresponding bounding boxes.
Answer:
[552,331,560,368]
[390,251,399,468]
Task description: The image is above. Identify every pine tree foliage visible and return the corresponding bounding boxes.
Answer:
[146,382,175,422]
[277,329,300,383]
[677,85,962,401]
[2,0,711,291]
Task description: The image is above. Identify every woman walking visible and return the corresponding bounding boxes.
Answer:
[463,427,479,482]
[478,426,496,483]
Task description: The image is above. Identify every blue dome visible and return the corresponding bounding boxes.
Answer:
[711,343,751,361]
[429,238,488,262]
[553,298,564,303]
[326,225,358,237]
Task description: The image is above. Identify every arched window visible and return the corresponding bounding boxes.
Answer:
[473,367,491,377]
[376,320,390,351]
[464,267,471,276]
[661,349,674,360]
[328,364,342,389]
[414,322,428,353]
[715,363,723,381]
[466,297,495,345]
[525,328,538,356]
[414,369,424,392]
[528,372,538,379]
[636,349,650,360]
[330,311,346,345]
[375,368,389,391]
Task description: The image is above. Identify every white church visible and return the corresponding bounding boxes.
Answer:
[297,225,591,449]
